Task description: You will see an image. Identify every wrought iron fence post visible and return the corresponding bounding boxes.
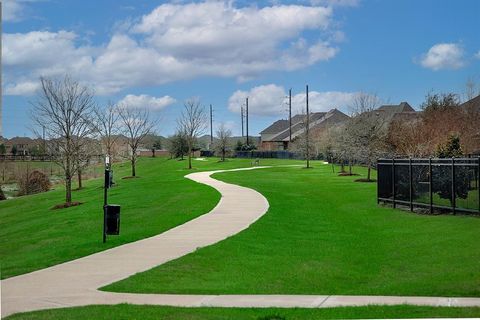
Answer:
[377,159,380,204]
[429,157,433,214]
[409,157,413,212]
[392,158,396,209]
[452,157,456,215]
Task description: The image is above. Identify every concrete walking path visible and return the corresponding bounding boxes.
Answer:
[2,166,480,318]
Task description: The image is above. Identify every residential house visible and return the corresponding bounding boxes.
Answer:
[260,109,350,151]
[4,137,43,155]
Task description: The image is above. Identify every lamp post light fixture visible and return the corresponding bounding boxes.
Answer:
[103,154,120,243]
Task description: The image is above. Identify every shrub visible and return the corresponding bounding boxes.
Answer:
[0,186,6,200]
[18,170,51,196]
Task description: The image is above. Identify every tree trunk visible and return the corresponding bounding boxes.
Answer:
[65,153,72,203]
[222,150,225,161]
[188,149,192,169]
[349,159,352,175]
[367,166,371,181]
[77,169,82,189]
[131,157,136,177]
[65,175,72,203]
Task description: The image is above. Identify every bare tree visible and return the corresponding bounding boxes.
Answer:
[94,102,120,161]
[177,99,207,169]
[31,76,96,204]
[215,123,232,161]
[347,92,386,181]
[464,77,480,102]
[291,109,315,165]
[118,106,156,177]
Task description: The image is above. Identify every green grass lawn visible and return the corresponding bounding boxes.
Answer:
[0,157,297,279]
[5,304,480,320]
[104,164,480,297]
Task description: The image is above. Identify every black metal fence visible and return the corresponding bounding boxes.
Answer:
[377,158,480,215]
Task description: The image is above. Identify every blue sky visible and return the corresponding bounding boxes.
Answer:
[2,0,480,138]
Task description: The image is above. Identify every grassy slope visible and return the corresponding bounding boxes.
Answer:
[6,304,480,320]
[105,164,480,297]
[0,157,292,279]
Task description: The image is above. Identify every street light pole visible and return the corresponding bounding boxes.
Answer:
[103,155,110,243]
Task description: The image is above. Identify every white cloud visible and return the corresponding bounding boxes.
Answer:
[310,0,359,7]
[228,84,357,116]
[4,81,40,95]
[475,51,480,59]
[118,94,176,111]
[3,30,95,95]
[229,84,286,116]
[3,0,25,22]
[3,1,343,96]
[420,43,465,70]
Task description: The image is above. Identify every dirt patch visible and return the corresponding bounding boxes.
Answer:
[338,172,360,176]
[52,201,83,210]
[354,178,377,183]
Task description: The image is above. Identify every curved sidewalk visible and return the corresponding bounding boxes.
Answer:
[1,167,270,317]
[2,166,480,318]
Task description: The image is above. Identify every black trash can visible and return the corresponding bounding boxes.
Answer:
[105,204,120,235]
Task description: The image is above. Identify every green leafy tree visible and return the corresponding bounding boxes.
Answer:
[0,144,6,155]
[153,140,162,150]
[435,134,463,158]
[11,145,18,155]
[168,132,189,160]
[433,134,468,207]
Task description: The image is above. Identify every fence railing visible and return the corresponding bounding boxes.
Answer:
[0,154,55,161]
[235,150,306,159]
[377,158,480,215]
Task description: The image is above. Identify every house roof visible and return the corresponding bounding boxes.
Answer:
[377,102,415,114]
[6,136,36,145]
[259,119,289,134]
[460,94,480,111]
[262,109,349,142]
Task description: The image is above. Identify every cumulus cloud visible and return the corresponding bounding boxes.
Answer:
[420,43,465,70]
[228,84,357,116]
[118,94,176,111]
[3,31,96,95]
[3,1,343,96]
[4,81,40,95]
[3,0,26,22]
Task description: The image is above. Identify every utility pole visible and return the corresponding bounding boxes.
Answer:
[246,97,249,146]
[241,105,244,137]
[209,104,213,148]
[0,2,3,138]
[289,88,292,143]
[306,85,310,169]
